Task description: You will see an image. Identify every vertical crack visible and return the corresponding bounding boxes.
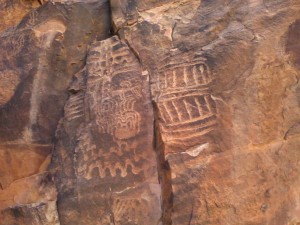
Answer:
[108,191,116,225]
[55,200,62,225]
[153,101,173,225]
[114,13,175,222]
[188,203,194,225]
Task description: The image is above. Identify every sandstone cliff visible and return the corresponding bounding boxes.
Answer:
[0,0,300,224]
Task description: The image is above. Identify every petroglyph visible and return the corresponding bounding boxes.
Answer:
[0,70,21,105]
[75,127,145,180]
[155,55,217,148]
[112,198,146,224]
[64,92,85,121]
[86,36,143,140]
[64,70,87,121]
[75,36,151,180]
[1,33,25,59]
[26,10,38,27]
[33,19,66,48]
[110,188,160,225]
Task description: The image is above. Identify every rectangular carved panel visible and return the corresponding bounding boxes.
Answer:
[154,54,217,153]
[66,36,162,225]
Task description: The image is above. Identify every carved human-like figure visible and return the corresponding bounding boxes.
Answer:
[77,37,151,180]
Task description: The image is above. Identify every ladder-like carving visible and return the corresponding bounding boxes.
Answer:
[64,92,85,121]
[155,55,217,148]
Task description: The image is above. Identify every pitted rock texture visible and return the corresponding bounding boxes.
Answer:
[0,0,110,224]
[1,0,300,225]
[51,36,161,225]
[0,0,41,32]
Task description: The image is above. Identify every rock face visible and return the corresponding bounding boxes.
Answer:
[0,0,110,224]
[0,0,41,33]
[51,36,161,225]
[1,0,300,225]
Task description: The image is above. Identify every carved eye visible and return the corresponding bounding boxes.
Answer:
[196,63,208,74]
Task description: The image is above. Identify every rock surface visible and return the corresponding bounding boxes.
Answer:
[0,0,300,225]
[51,36,161,225]
[0,0,110,224]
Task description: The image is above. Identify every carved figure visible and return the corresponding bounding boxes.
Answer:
[156,55,217,147]
[26,10,38,27]
[76,37,149,180]
[87,37,142,140]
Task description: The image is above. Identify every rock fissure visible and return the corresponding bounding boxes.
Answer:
[108,4,173,222]
[1,0,300,224]
[153,102,173,225]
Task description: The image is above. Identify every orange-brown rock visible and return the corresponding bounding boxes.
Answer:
[0,144,51,189]
[51,36,161,225]
[112,0,300,224]
[0,0,110,224]
[0,0,300,225]
[0,0,41,33]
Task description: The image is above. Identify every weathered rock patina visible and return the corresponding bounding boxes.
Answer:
[1,0,300,224]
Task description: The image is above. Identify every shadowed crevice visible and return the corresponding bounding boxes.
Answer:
[153,101,173,225]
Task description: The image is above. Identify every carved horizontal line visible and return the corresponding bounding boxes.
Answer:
[158,90,210,102]
[111,68,141,77]
[158,85,210,95]
[158,54,207,65]
[66,100,84,108]
[165,125,216,143]
[65,113,84,121]
[65,108,84,116]
[158,60,209,71]
[161,113,216,128]
[69,92,85,98]
[162,116,216,134]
